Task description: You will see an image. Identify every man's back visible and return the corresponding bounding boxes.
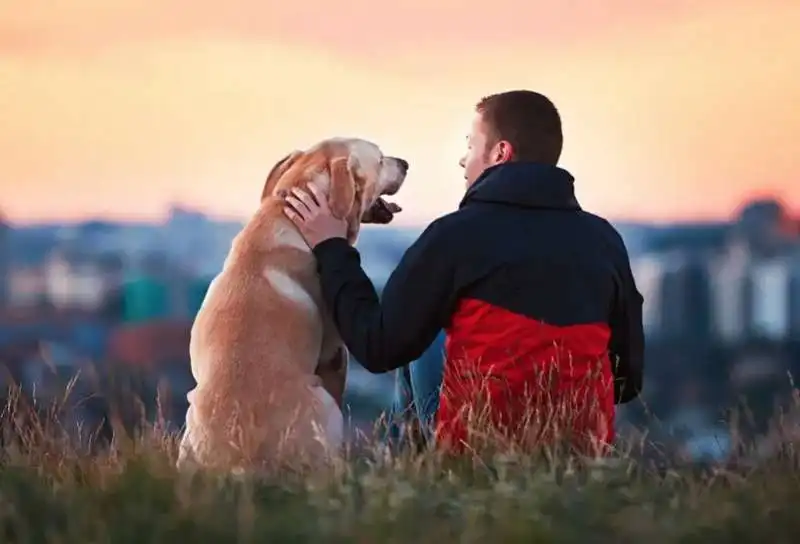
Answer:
[291,89,645,455]
[424,161,644,453]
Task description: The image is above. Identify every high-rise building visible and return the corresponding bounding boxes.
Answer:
[0,216,9,308]
[750,258,792,341]
[659,252,712,343]
[630,254,667,339]
[786,252,800,339]
[709,242,752,344]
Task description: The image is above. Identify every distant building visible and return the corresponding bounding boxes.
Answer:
[120,275,170,323]
[733,197,796,257]
[709,241,752,344]
[772,250,800,341]
[645,222,730,255]
[630,254,666,338]
[8,257,49,308]
[791,252,800,339]
[660,251,712,343]
[0,214,9,307]
[749,257,792,341]
[161,205,234,277]
[706,196,800,345]
[5,228,58,308]
[631,250,712,344]
[44,249,115,312]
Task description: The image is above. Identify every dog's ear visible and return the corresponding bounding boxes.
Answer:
[327,156,357,220]
[261,150,303,201]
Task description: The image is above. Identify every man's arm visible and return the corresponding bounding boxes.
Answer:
[312,221,455,374]
[608,240,645,404]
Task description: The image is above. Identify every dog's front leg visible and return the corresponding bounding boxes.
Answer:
[315,346,348,409]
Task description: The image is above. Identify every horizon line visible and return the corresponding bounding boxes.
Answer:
[3,196,795,229]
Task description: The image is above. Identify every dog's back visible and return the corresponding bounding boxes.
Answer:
[180,200,340,472]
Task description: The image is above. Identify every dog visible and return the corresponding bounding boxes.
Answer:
[177,137,408,475]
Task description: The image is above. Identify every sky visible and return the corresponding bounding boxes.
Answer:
[1,0,799,226]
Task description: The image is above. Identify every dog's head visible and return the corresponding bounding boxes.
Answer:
[261,137,408,243]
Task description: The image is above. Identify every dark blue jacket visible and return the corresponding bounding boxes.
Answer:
[313,162,645,447]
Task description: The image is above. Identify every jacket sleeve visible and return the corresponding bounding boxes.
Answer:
[311,221,455,374]
[608,238,645,404]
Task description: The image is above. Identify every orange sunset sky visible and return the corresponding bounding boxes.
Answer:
[1,0,799,227]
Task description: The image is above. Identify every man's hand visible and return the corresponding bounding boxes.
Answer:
[283,184,348,249]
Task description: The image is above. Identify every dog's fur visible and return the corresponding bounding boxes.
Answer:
[177,138,407,475]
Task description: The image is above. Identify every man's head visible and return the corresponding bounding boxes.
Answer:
[459,90,563,188]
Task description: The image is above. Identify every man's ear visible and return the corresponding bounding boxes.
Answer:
[261,150,303,201]
[328,156,357,220]
[495,140,514,164]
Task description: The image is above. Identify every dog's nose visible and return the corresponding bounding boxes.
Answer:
[392,157,409,174]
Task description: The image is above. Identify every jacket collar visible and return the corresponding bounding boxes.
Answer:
[460,162,581,211]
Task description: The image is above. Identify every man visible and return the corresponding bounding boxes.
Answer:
[284,90,644,454]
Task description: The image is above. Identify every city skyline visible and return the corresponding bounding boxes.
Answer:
[1,0,799,226]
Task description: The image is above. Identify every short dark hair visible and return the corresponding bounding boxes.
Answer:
[475,90,563,165]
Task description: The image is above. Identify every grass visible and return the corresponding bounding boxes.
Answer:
[0,368,799,543]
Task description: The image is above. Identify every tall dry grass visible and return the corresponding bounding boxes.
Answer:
[0,359,799,542]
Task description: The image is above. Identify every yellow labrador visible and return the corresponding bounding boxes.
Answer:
[177,137,408,475]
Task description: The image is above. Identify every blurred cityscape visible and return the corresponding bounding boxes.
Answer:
[1,197,799,460]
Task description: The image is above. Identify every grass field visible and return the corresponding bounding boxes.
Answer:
[1,381,799,543]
